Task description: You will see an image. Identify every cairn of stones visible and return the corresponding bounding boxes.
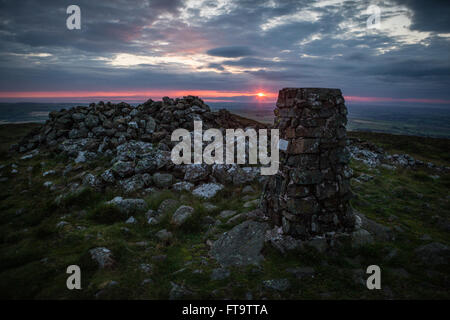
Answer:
[261,88,355,240]
[14,96,261,155]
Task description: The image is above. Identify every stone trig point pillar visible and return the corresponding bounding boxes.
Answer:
[261,88,355,240]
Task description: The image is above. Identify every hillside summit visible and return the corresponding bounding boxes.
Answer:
[0,95,449,299]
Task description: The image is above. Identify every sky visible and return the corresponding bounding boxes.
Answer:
[0,0,449,103]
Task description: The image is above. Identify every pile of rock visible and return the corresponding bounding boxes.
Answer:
[261,88,355,240]
[12,96,266,194]
[13,96,260,156]
[348,138,450,171]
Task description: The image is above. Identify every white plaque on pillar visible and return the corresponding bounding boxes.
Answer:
[279,139,288,151]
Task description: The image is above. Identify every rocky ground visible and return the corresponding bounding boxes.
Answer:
[0,98,449,299]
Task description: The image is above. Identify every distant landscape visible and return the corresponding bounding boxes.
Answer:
[1,101,449,138]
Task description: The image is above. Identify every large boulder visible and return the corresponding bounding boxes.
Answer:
[357,213,394,241]
[211,220,269,267]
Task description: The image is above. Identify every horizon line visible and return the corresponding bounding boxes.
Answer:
[0,90,449,105]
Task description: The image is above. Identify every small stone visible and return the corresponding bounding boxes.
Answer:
[43,181,53,188]
[203,202,218,212]
[262,279,290,291]
[172,181,194,192]
[42,170,56,177]
[140,263,153,274]
[75,151,86,164]
[192,183,224,199]
[243,199,259,208]
[125,216,137,224]
[107,197,147,214]
[156,229,173,242]
[56,221,69,228]
[89,247,115,269]
[152,173,174,188]
[171,205,194,226]
[169,282,192,300]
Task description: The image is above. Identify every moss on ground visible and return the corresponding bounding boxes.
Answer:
[0,125,448,299]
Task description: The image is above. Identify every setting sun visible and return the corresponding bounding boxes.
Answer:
[257,92,265,97]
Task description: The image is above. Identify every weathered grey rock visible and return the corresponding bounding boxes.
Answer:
[43,170,56,177]
[125,216,137,224]
[169,282,192,300]
[172,181,194,192]
[219,210,237,219]
[43,181,53,188]
[107,196,147,214]
[56,221,69,228]
[116,141,154,161]
[140,263,153,273]
[75,151,87,163]
[157,199,179,216]
[128,121,138,129]
[211,220,269,267]
[119,174,149,193]
[265,226,304,253]
[146,117,156,133]
[82,173,101,189]
[203,202,218,212]
[262,279,290,291]
[89,247,115,269]
[152,173,173,188]
[184,164,210,182]
[358,213,393,241]
[85,115,99,128]
[111,160,135,178]
[192,183,224,199]
[72,113,86,122]
[352,229,374,248]
[156,229,173,242]
[415,242,450,266]
[171,205,194,226]
[101,169,115,184]
[243,199,259,208]
[242,185,255,194]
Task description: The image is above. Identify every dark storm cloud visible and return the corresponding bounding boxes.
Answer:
[0,0,449,101]
[206,46,256,57]
[394,0,450,32]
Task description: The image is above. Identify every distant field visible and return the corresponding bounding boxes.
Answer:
[1,101,449,138]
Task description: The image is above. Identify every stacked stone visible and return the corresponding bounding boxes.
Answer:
[261,88,355,240]
[14,96,256,155]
